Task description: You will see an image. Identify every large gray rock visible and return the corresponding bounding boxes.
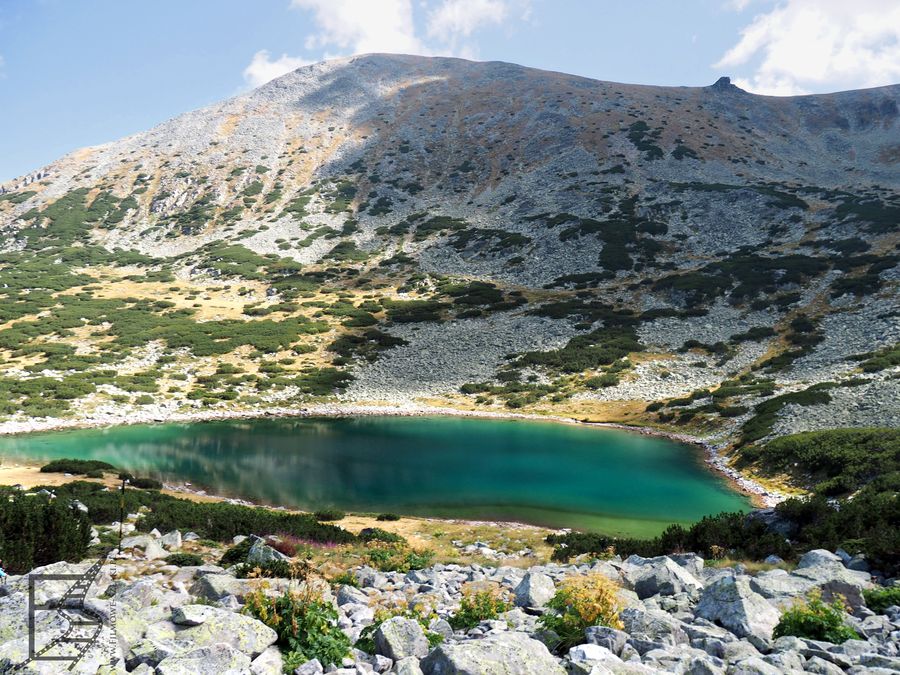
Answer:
[246,535,289,566]
[155,643,251,675]
[176,607,277,656]
[250,645,282,674]
[393,656,425,675]
[632,557,703,599]
[796,550,844,569]
[294,658,324,674]
[337,584,370,606]
[620,606,688,648]
[190,574,250,601]
[143,538,168,560]
[728,657,783,674]
[567,643,632,674]
[161,530,183,550]
[791,564,871,610]
[584,624,628,655]
[695,576,780,644]
[172,604,221,626]
[513,571,556,607]
[374,617,429,660]
[421,632,566,675]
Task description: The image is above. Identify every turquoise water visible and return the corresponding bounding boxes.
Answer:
[0,416,750,537]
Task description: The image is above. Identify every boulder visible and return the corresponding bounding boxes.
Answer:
[620,606,688,648]
[421,632,566,675]
[695,576,780,644]
[161,530,183,550]
[393,656,425,675]
[172,604,220,626]
[294,658,324,674]
[669,553,705,579]
[797,550,843,569]
[143,538,168,560]
[250,645,283,674]
[190,574,249,601]
[246,535,289,566]
[374,617,429,660]
[513,571,556,607]
[584,625,628,655]
[176,607,277,656]
[632,557,703,599]
[568,643,623,672]
[337,584,370,606]
[791,564,871,610]
[728,657,782,675]
[155,643,251,675]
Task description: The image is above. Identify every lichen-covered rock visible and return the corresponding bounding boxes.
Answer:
[421,632,566,675]
[155,643,251,675]
[176,607,277,656]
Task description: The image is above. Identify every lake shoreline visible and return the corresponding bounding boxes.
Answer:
[0,401,787,508]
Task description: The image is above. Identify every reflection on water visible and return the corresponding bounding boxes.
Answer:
[0,416,750,536]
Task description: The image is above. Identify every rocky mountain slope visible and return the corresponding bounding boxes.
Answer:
[0,54,897,461]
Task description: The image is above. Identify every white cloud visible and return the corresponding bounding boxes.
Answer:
[717,0,900,95]
[243,49,311,87]
[426,0,508,39]
[291,0,423,55]
[242,0,530,88]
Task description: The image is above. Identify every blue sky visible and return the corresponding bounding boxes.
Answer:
[1,0,897,182]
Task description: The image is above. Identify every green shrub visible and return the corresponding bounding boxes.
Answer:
[739,428,899,495]
[84,470,104,479]
[863,587,900,614]
[449,585,513,630]
[376,513,401,521]
[40,458,116,475]
[220,538,253,566]
[358,527,405,544]
[773,592,858,643]
[235,559,293,578]
[356,604,442,654]
[539,573,624,652]
[0,488,91,573]
[130,477,163,490]
[365,544,433,572]
[313,509,345,521]
[164,553,204,567]
[244,585,351,667]
[548,512,790,563]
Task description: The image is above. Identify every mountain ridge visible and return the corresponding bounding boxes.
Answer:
[0,53,896,469]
